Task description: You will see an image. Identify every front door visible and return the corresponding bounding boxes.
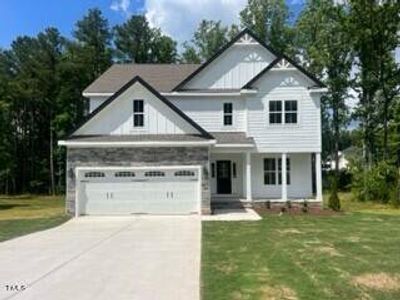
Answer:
[217,160,232,194]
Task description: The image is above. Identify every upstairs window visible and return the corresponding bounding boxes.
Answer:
[285,101,297,124]
[145,171,165,177]
[223,103,233,126]
[269,100,298,124]
[133,99,144,127]
[269,101,282,124]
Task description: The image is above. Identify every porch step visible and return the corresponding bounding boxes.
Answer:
[212,201,253,209]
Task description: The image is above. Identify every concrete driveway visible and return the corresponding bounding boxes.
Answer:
[0,216,201,300]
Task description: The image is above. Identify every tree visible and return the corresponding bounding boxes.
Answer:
[114,15,177,63]
[181,20,239,62]
[240,0,293,53]
[297,0,353,210]
[73,8,112,81]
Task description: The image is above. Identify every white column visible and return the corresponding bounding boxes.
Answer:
[281,153,287,201]
[246,152,252,201]
[242,153,247,199]
[316,152,323,201]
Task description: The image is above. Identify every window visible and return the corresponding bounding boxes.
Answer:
[278,158,291,185]
[84,171,105,178]
[263,158,276,185]
[133,99,144,127]
[269,100,298,124]
[115,171,135,177]
[285,100,297,124]
[269,101,282,124]
[144,171,165,177]
[174,170,195,177]
[223,103,233,126]
[211,163,215,178]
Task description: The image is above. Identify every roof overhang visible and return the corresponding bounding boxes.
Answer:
[83,89,258,98]
[309,88,328,93]
[58,140,217,147]
[213,143,255,148]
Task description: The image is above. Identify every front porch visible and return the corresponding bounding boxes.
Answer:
[209,150,323,209]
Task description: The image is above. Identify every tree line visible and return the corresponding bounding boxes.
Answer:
[0,0,399,209]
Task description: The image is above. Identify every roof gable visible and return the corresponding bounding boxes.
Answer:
[70,76,213,139]
[174,28,325,91]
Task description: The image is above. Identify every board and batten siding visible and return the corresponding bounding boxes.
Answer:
[76,82,197,135]
[251,153,313,199]
[185,44,275,89]
[247,70,321,152]
[171,96,246,132]
[89,96,108,113]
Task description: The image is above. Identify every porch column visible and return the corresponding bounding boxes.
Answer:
[281,153,287,201]
[246,152,252,201]
[316,152,323,201]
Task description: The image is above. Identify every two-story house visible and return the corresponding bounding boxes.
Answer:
[59,29,326,216]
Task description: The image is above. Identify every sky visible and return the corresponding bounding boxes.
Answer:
[0,0,304,49]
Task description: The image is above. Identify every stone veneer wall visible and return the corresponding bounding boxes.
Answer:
[66,147,210,215]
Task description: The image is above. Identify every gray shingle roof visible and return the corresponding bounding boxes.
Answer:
[83,64,200,94]
[209,132,254,145]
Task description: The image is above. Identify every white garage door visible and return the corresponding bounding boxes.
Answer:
[77,167,200,215]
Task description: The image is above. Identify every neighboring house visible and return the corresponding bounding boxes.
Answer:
[58,29,326,216]
[324,151,349,171]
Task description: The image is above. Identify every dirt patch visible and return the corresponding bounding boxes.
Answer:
[314,246,343,257]
[277,228,303,234]
[259,285,298,300]
[352,273,400,291]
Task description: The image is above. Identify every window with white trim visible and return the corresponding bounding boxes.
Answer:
[263,158,291,185]
[133,99,144,127]
[85,171,105,178]
[264,158,276,185]
[269,100,298,124]
[223,103,233,126]
[144,171,165,177]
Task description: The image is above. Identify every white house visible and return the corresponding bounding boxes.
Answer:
[59,29,326,216]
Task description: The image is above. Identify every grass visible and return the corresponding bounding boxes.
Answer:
[0,195,70,242]
[202,193,400,300]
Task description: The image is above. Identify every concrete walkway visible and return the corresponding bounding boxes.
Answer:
[202,208,262,221]
[0,216,201,300]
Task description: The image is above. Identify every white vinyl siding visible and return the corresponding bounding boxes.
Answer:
[171,97,246,132]
[247,71,321,152]
[89,96,108,113]
[252,153,312,199]
[76,82,198,135]
[184,44,275,89]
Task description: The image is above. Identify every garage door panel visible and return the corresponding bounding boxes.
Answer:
[78,168,199,215]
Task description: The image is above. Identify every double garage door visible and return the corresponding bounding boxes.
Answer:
[77,167,200,215]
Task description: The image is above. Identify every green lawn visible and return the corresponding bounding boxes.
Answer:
[0,195,70,242]
[202,195,400,300]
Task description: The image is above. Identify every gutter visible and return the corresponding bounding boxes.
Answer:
[58,140,217,147]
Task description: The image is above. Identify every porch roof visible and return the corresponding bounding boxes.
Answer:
[210,132,255,147]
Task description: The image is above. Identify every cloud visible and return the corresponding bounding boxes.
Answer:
[110,0,132,16]
[144,0,247,45]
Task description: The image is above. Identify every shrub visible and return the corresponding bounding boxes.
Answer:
[351,160,397,203]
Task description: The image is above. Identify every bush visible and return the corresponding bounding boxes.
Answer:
[351,160,397,203]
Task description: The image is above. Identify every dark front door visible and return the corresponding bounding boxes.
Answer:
[217,160,232,194]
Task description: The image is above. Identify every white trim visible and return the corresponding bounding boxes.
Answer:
[83,90,258,98]
[75,165,202,217]
[58,140,216,147]
[82,92,113,97]
[309,88,328,93]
